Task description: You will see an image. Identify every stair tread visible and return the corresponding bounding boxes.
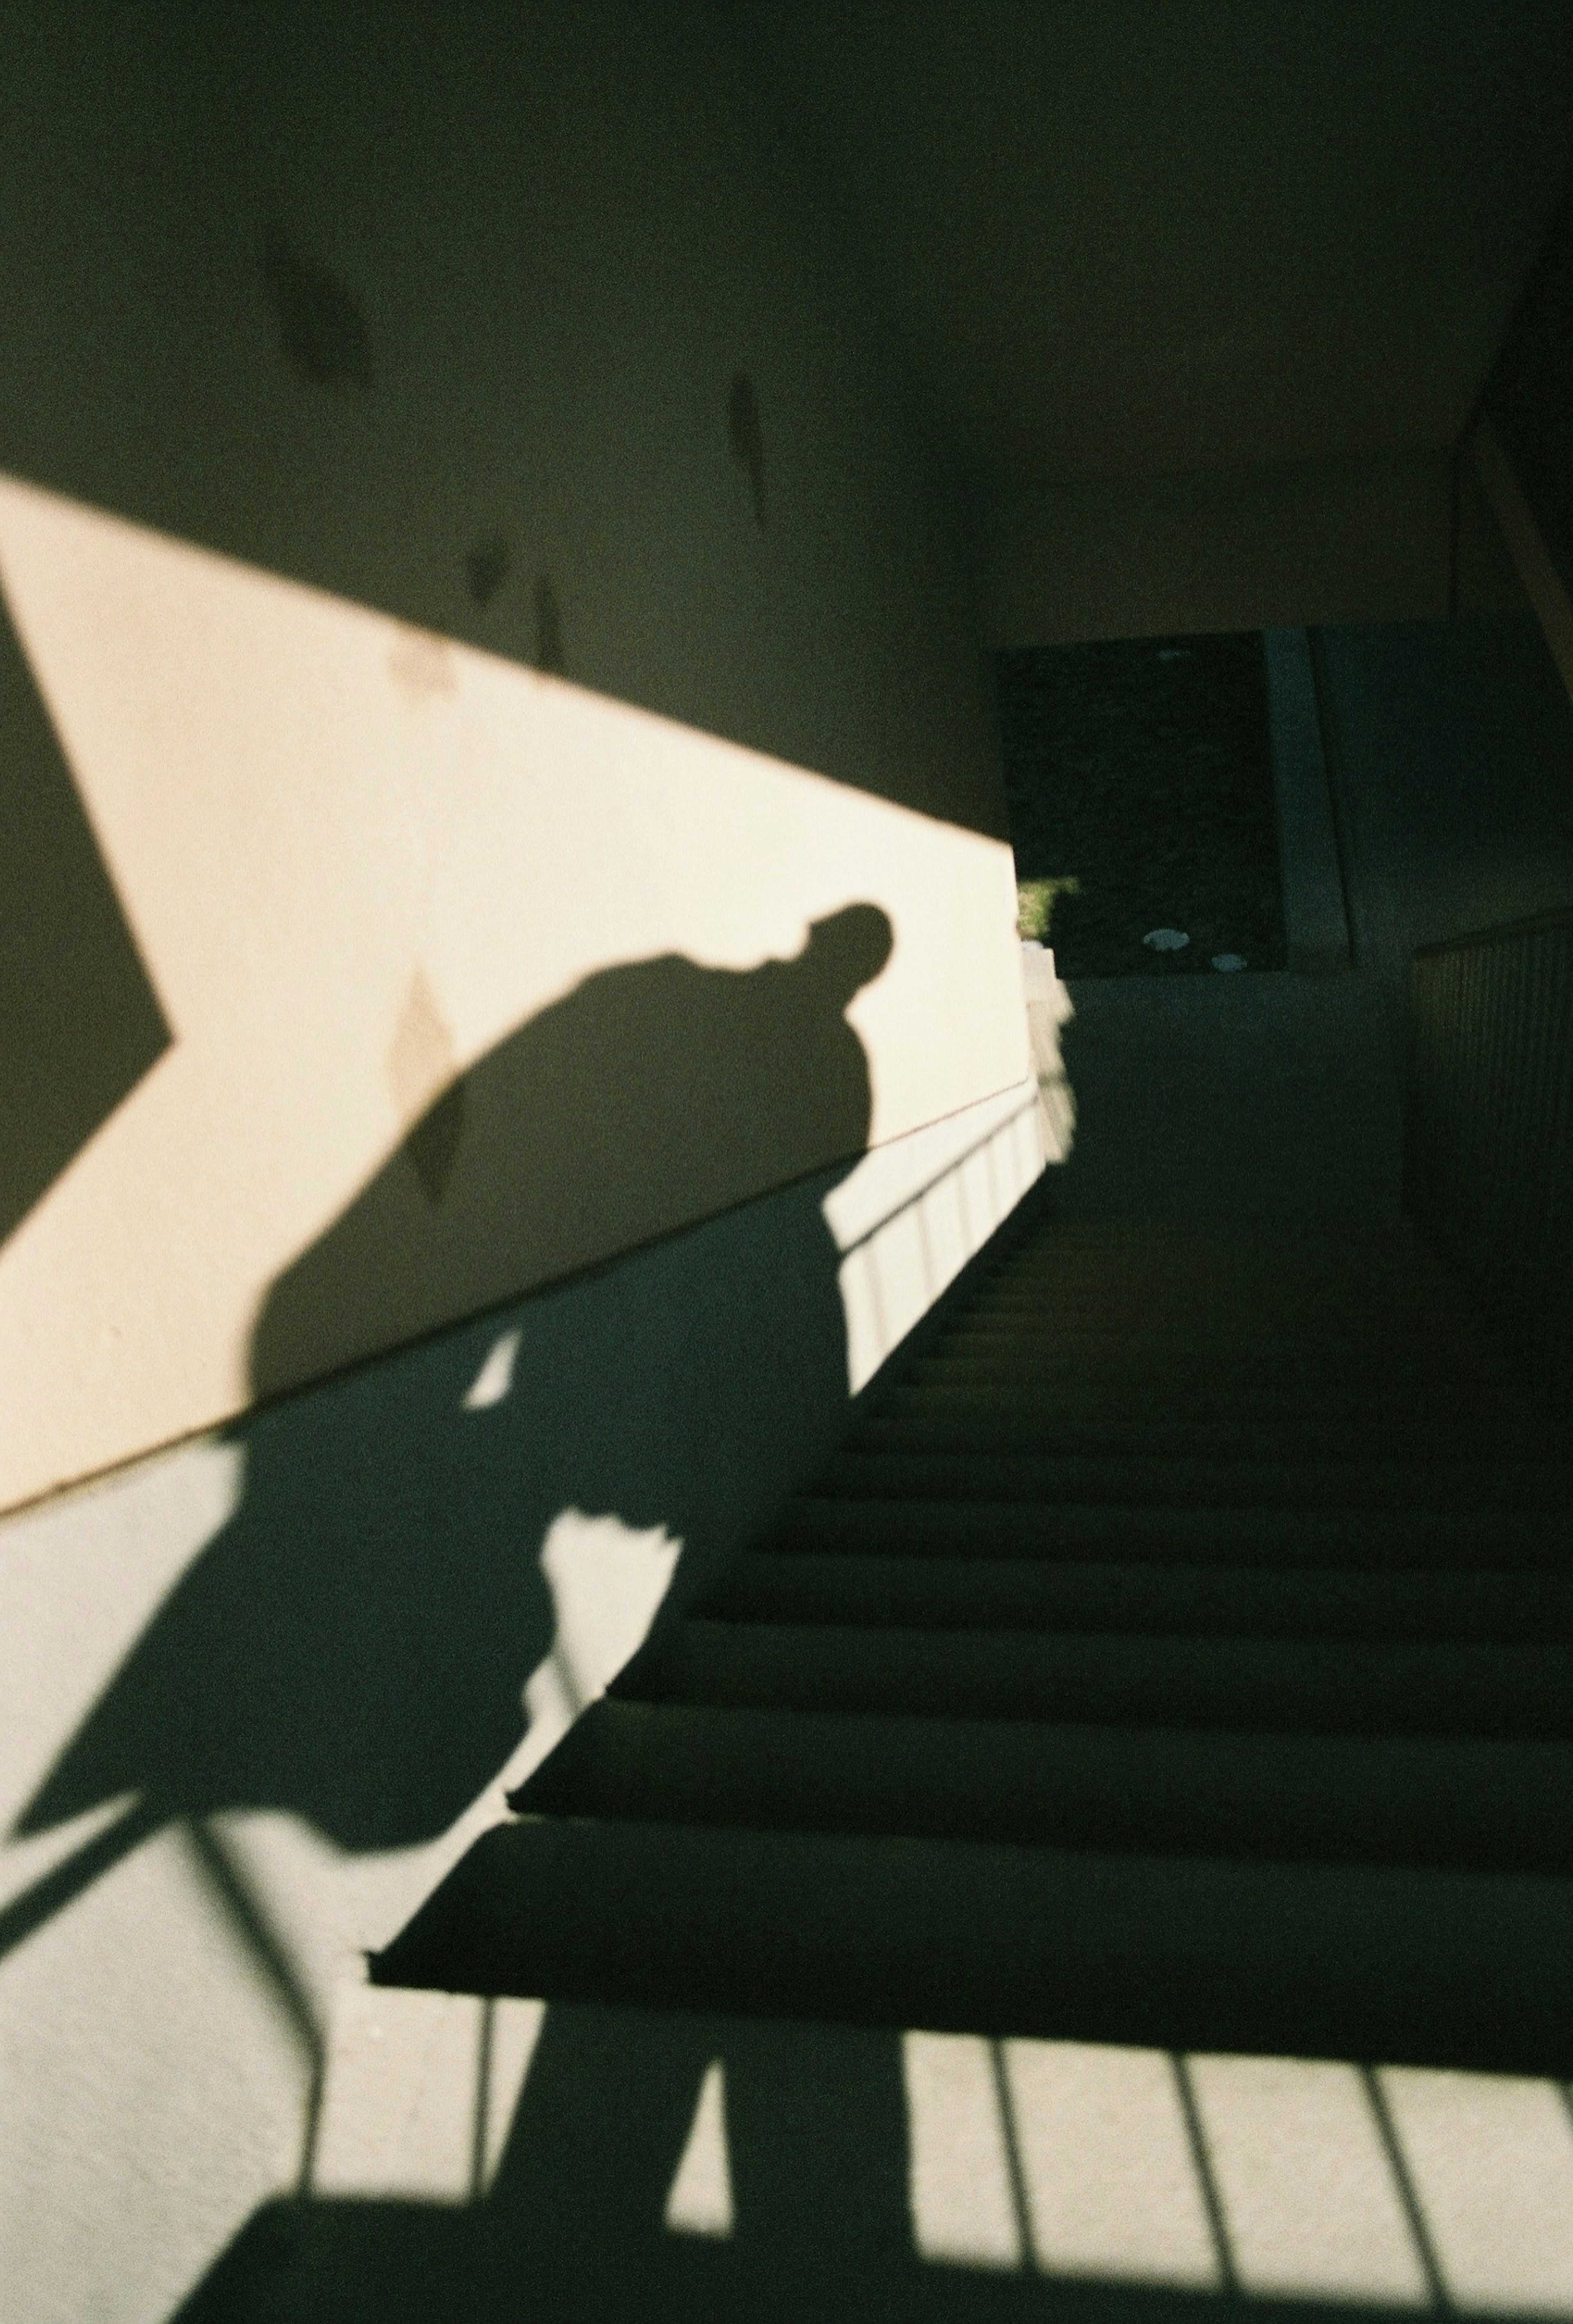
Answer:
[512,1698,1573,1875]
[369,1815,1573,2075]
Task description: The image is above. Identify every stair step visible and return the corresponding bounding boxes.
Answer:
[817,1450,1573,1509]
[962,1280,1488,1315]
[511,1699,1573,1876]
[905,1348,1516,1384]
[852,1416,1538,1461]
[774,1496,1573,1568]
[864,1375,1524,1413]
[615,1620,1573,1738]
[696,1551,1573,1642]
[922,1323,1515,1363]
[369,1816,1573,2075]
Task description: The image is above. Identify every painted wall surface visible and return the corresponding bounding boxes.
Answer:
[0,3,1023,1514]
[1313,477,1573,1033]
[1483,174,1573,610]
[0,1070,1050,2324]
[981,450,1453,648]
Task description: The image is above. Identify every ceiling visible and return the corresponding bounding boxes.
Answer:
[743,0,1573,492]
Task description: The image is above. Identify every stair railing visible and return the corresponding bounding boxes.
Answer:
[1405,908,1573,1404]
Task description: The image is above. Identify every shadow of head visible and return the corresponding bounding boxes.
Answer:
[13,913,893,1871]
[799,902,894,998]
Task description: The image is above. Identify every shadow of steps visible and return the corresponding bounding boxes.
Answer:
[370,1816,1573,2078]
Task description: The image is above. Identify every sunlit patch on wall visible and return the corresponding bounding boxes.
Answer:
[387,625,460,704]
[0,1439,244,1882]
[664,2058,734,2238]
[1190,2054,1430,2303]
[311,1981,544,2202]
[904,2032,1025,2269]
[508,1511,682,1791]
[0,465,1025,1514]
[462,1327,522,1411]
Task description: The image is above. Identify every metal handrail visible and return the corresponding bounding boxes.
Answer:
[833,1091,1040,1264]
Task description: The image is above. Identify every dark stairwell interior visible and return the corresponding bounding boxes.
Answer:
[12,7,1573,2318]
[189,31,1573,2322]
[342,573,1573,2317]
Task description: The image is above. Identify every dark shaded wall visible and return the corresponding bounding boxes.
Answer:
[1482,173,1573,604]
[0,0,1001,836]
[1314,545,1573,1033]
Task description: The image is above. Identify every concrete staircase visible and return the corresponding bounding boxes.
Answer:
[373,1204,1573,2079]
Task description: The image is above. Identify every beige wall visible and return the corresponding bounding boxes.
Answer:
[980,448,1453,647]
[0,3,1022,1514]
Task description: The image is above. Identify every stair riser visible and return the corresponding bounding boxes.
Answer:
[698,1554,1573,1643]
[516,1704,1573,1877]
[618,1622,1573,1740]
[775,1499,1573,1568]
[819,1454,1572,1509]
[855,1413,1524,1450]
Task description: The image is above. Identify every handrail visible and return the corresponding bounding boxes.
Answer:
[834,1092,1040,1264]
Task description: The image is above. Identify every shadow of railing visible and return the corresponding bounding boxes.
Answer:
[177,2000,1573,2322]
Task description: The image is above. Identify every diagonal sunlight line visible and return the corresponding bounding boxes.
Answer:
[1362,2066,1453,2310]
[1170,2054,1239,2296]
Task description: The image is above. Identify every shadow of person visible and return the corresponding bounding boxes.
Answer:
[477,2003,916,2309]
[6,906,893,1944]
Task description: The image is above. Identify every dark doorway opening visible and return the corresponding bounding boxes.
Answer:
[996,633,1287,977]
